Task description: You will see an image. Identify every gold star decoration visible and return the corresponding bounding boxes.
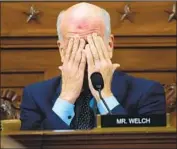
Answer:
[118,4,136,23]
[164,3,177,22]
[23,6,40,23]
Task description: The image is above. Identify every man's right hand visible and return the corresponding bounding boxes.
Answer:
[58,38,86,104]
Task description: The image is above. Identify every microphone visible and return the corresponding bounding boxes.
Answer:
[90,72,112,115]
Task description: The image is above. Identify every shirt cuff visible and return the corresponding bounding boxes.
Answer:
[97,96,119,115]
[52,97,75,125]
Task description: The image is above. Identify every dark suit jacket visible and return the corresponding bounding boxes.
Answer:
[20,71,166,130]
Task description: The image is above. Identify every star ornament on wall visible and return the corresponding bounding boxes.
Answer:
[118,4,136,23]
[164,3,177,22]
[23,6,40,23]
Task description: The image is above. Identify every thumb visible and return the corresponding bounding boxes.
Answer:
[113,63,120,72]
[58,66,63,71]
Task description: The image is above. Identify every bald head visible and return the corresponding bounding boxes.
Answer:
[66,2,102,18]
[56,2,114,63]
[57,2,111,41]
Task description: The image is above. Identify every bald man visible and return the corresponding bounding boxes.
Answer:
[20,2,166,130]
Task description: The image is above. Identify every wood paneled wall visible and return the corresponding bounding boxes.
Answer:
[1,2,176,102]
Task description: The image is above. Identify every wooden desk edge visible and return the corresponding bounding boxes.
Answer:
[2,126,176,136]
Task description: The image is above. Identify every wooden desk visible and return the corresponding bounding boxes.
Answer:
[2,127,176,149]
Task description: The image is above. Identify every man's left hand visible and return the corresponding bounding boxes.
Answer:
[84,33,120,102]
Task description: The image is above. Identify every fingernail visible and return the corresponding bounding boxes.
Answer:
[87,35,91,38]
[93,33,97,36]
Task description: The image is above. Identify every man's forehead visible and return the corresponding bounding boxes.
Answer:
[62,17,105,40]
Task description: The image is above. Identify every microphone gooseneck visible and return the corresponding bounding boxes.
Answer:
[90,72,112,115]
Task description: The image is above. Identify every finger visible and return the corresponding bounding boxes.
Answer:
[70,37,80,62]
[64,38,74,63]
[76,39,85,58]
[79,51,86,72]
[74,49,82,68]
[78,38,85,50]
[113,63,120,72]
[85,44,94,68]
[92,33,104,60]
[98,36,109,60]
[87,34,99,63]
[58,66,62,70]
[73,39,85,67]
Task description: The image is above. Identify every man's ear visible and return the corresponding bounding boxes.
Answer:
[57,40,64,63]
[108,34,114,59]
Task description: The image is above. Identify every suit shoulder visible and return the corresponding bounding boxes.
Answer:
[24,76,61,93]
[126,73,163,91]
[115,71,162,91]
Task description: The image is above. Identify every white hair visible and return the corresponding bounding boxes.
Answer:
[56,8,111,40]
[56,10,65,40]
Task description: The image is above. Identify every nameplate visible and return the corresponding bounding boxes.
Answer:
[98,114,166,127]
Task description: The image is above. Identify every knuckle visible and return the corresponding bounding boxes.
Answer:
[65,53,70,57]
[71,51,76,55]
[74,41,79,46]
[75,59,80,64]
[72,47,77,52]
[79,66,84,71]
[67,45,72,50]
[73,44,78,49]
[93,54,98,59]
[75,57,81,63]
[77,47,82,53]
[90,45,95,49]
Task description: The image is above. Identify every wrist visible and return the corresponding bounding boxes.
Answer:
[95,90,113,102]
[59,93,76,104]
[101,90,113,99]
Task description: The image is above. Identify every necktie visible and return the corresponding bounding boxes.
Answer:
[70,88,96,130]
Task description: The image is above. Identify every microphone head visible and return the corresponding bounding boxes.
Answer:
[90,72,104,91]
